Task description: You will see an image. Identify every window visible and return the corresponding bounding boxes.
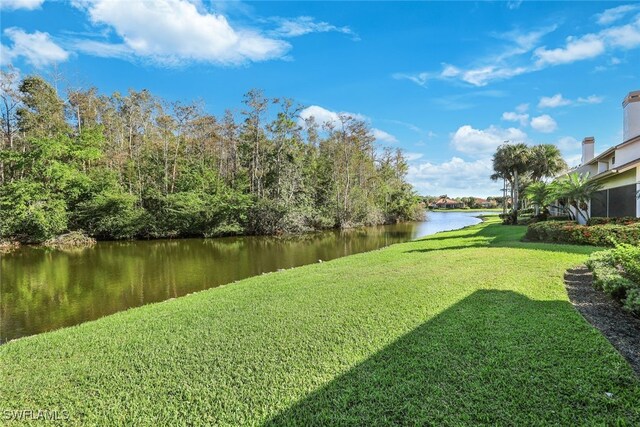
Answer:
[590,184,636,218]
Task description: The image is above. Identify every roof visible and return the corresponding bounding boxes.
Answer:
[582,134,640,166]
[623,90,640,107]
[590,157,640,182]
[559,134,640,179]
[435,198,461,205]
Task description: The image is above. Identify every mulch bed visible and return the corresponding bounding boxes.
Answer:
[565,266,640,376]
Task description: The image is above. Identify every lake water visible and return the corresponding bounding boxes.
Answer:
[0,211,494,342]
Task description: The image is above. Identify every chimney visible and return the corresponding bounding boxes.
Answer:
[581,137,595,164]
[623,90,640,142]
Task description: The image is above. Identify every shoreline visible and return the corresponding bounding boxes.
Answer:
[2,212,499,253]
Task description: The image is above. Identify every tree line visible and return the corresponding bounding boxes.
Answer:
[0,69,423,243]
[422,195,502,209]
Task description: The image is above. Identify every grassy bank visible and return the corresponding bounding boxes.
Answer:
[2,218,639,425]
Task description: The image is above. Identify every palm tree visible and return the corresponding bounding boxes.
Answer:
[524,181,552,216]
[492,143,530,215]
[529,144,568,182]
[552,172,602,223]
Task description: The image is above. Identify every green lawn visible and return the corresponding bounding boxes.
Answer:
[2,218,639,425]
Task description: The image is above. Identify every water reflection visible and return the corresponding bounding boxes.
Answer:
[0,211,491,341]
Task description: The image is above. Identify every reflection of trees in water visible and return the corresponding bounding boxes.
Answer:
[1,223,419,342]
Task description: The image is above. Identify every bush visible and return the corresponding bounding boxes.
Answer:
[74,191,147,240]
[247,198,288,235]
[547,215,571,221]
[525,221,640,246]
[586,244,640,315]
[0,180,68,243]
[587,216,640,226]
[612,243,640,284]
[43,231,96,250]
[499,211,518,225]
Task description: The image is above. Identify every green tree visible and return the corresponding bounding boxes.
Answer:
[491,143,530,218]
[551,173,602,223]
[524,181,552,216]
[529,144,567,182]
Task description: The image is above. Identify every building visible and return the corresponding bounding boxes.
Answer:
[474,198,497,208]
[567,90,640,222]
[430,198,466,209]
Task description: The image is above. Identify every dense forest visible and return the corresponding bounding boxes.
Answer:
[0,69,423,243]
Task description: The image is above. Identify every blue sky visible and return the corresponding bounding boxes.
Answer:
[1,0,639,197]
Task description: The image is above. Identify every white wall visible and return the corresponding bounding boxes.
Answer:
[616,140,640,165]
[623,100,640,142]
[574,163,597,177]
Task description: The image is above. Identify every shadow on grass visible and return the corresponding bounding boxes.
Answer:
[265,290,639,425]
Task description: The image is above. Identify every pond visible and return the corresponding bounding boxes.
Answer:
[0,211,495,342]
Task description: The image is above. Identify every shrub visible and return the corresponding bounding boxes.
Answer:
[499,211,518,225]
[0,180,68,243]
[547,215,571,221]
[586,244,640,315]
[43,231,96,250]
[612,243,640,284]
[525,221,640,246]
[247,198,288,235]
[587,216,640,226]
[74,191,147,240]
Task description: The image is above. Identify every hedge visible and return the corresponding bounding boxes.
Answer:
[587,216,640,226]
[586,244,640,315]
[525,220,640,246]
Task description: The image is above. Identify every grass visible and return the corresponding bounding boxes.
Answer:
[1,218,639,425]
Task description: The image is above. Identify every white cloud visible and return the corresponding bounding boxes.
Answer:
[73,39,131,59]
[564,153,583,168]
[556,136,580,152]
[397,62,530,88]
[457,65,529,87]
[72,0,290,65]
[392,71,430,88]
[404,152,424,162]
[407,157,498,197]
[534,34,605,66]
[269,16,356,39]
[535,14,640,66]
[450,125,527,155]
[515,103,529,113]
[530,114,558,133]
[595,4,640,26]
[299,105,363,127]
[394,26,555,87]
[538,93,604,108]
[577,95,604,104]
[501,111,530,127]
[397,8,640,89]
[1,27,69,68]
[506,1,523,10]
[602,18,640,49]
[371,128,398,143]
[0,0,43,10]
[538,93,572,108]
